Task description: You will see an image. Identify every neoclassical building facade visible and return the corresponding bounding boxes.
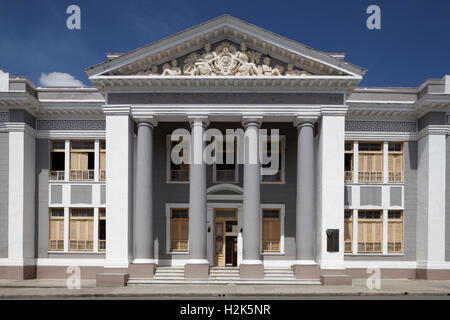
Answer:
[0,15,449,286]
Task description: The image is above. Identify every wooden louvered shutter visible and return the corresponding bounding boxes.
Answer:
[388,212,403,252]
[262,209,281,252]
[344,211,353,253]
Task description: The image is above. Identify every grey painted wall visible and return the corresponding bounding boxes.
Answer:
[9,109,35,129]
[446,137,450,261]
[418,112,446,131]
[360,187,382,206]
[0,132,8,257]
[390,187,402,207]
[345,141,417,261]
[71,185,92,204]
[36,139,50,258]
[50,185,62,204]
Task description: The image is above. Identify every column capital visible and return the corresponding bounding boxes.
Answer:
[293,116,318,129]
[135,116,158,128]
[241,115,263,129]
[4,122,35,136]
[188,115,209,128]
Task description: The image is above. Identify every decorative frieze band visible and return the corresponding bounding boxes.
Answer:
[0,112,9,128]
[345,121,417,133]
[37,120,106,131]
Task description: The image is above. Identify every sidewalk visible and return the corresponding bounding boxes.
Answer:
[0,279,450,298]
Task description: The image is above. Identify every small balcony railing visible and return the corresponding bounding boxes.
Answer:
[344,241,352,253]
[216,169,236,182]
[358,171,383,183]
[70,170,95,181]
[69,240,93,251]
[49,170,65,181]
[262,241,280,252]
[344,171,353,182]
[99,240,106,251]
[100,169,106,181]
[388,242,402,253]
[170,240,188,252]
[48,239,64,251]
[388,171,403,183]
[358,242,382,253]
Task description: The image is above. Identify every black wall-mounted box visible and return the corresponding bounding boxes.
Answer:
[326,229,339,252]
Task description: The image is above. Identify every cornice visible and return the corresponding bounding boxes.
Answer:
[36,130,105,139]
[102,104,131,115]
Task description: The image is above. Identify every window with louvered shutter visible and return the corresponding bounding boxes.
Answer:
[100,140,106,181]
[358,142,383,182]
[388,211,403,253]
[262,209,281,252]
[344,141,353,182]
[69,208,94,251]
[388,143,403,183]
[49,208,64,251]
[169,140,189,181]
[344,210,353,253]
[98,208,106,251]
[70,141,94,181]
[170,208,189,251]
[357,210,383,253]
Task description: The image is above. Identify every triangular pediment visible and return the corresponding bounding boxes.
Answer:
[86,15,366,79]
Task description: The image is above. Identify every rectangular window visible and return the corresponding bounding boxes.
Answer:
[262,209,281,252]
[388,211,403,253]
[99,140,106,181]
[69,208,94,251]
[48,208,64,251]
[344,141,353,182]
[50,141,65,181]
[170,208,189,251]
[344,210,353,253]
[215,140,237,182]
[169,140,189,182]
[70,141,95,181]
[262,139,282,182]
[357,210,382,253]
[99,208,106,251]
[388,142,403,183]
[358,142,383,183]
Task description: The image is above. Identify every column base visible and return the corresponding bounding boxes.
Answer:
[292,264,320,280]
[129,263,156,279]
[0,265,36,280]
[239,264,264,279]
[96,267,129,287]
[416,269,450,280]
[184,263,210,279]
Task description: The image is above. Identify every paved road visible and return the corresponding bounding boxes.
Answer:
[0,279,450,298]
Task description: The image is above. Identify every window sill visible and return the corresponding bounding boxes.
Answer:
[260,252,285,256]
[345,253,404,257]
[261,181,285,185]
[166,180,189,184]
[166,251,189,255]
[48,251,105,254]
[48,180,106,184]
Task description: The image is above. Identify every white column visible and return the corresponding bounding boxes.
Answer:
[383,141,389,183]
[417,126,447,273]
[353,141,358,183]
[316,109,347,270]
[64,140,70,182]
[6,123,36,265]
[103,106,134,269]
[94,139,100,181]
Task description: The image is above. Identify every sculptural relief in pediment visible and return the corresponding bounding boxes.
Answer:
[135,41,312,77]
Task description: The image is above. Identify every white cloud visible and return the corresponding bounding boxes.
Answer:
[39,72,84,87]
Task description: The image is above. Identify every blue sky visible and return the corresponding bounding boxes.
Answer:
[0,0,449,87]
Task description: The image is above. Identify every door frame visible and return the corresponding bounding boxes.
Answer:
[207,203,242,267]
[213,208,238,267]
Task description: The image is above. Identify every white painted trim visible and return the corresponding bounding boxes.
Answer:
[165,203,190,255]
[132,259,157,264]
[36,258,105,267]
[383,142,388,183]
[36,130,105,139]
[345,131,417,142]
[260,203,285,255]
[344,261,417,269]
